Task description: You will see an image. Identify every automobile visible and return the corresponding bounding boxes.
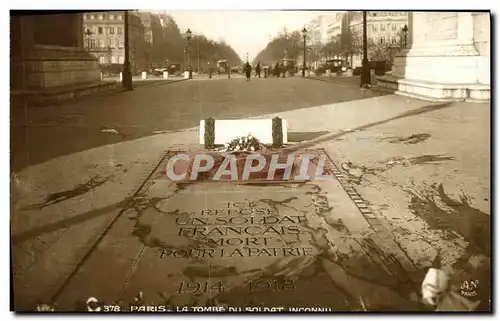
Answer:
[100,63,122,76]
[152,68,167,76]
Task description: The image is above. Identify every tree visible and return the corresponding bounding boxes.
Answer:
[253,29,304,66]
[320,37,341,60]
[143,13,242,69]
[339,26,362,66]
[182,34,242,70]
[368,41,398,69]
[337,12,363,66]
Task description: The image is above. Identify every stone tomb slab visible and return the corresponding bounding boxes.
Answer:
[53,150,422,311]
[121,182,332,309]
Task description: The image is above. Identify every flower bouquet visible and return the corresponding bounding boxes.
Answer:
[215,133,266,154]
[213,134,267,180]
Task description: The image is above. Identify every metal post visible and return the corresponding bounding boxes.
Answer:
[122,10,133,90]
[360,11,371,87]
[196,34,200,75]
[188,40,192,79]
[183,46,187,73]
[302,35,306,77]
[402,24,409,49]
[84,29,93,52]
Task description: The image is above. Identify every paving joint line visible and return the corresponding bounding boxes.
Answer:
[318,148,379,221]
[136,78,188,89]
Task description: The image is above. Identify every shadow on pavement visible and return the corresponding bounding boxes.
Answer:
[285,102,455,153]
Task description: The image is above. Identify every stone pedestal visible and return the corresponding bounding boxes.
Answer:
[378,12,490,103]
[163,71,169,79]
[10,13,115,106]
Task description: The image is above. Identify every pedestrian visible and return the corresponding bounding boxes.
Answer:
[255,62,261,78]
[244,62,252,81]
[274,62,280,77]
[281,63,286,78]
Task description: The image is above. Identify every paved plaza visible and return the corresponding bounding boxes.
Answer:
[10,76,490,311]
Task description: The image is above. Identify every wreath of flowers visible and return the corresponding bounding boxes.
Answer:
[215,133,264,153]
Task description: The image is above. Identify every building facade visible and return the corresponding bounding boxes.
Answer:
[325,12,344,42]
[306,17,323,46]
[83,11,147,73]
[350,11,409,47]
[138,12,165,67]
[305,14,343,45]
[349,11,409,67]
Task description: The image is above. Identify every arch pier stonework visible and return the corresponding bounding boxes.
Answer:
[10,13,116,105]
[377,12,490,103]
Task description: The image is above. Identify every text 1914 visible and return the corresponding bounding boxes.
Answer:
[177,281,224,294]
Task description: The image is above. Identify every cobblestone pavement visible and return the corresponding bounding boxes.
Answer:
[253,96,491,310]
[10,77,490,311]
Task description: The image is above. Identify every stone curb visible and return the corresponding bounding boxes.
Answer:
[135,78,189,89]
[305,76,359,88]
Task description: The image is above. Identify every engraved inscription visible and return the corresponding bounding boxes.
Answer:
[248,278,296,292]
[177,280,224,294]
[159,200,316,258]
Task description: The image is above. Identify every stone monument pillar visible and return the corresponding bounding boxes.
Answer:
[378,12,490,102]
[10,13,115,106]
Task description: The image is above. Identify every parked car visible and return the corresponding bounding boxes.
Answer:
[152,68,167,76]
[100,63,122,76]
[369,61,387,75]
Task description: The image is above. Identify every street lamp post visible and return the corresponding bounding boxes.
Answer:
[122,10,133,90]
[402,24,409,49]
[183,46,187,72]
[283,48,288,78]
[301,27,307,77]
[196,35,200,74]
[84,28,93,51]
[186,28,193,79]
[308,47,313,72]
[360,11,371,87]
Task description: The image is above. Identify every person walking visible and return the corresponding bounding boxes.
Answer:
[244,62,252,81]
[274,62,280,77]
[255,62,261,78]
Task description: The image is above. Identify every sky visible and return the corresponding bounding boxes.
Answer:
[164,11,325,62]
